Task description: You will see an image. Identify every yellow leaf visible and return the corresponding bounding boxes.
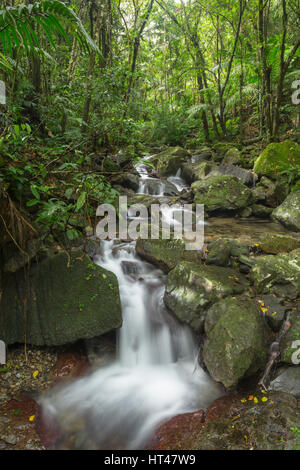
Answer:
[253,397,259,404]
[241,399,246,403]
[29,415,35,422]
[261,397,268,402]
[32,370,39,378]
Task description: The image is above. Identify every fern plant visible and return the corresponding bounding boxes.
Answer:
[0,1,98,62]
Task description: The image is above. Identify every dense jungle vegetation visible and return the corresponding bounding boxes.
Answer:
[0,0,299,244]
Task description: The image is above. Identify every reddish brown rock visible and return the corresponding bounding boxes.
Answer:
[50,348,89,383]
[146,410,205,450]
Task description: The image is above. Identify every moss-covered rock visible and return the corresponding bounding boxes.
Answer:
[258,233,300,254]
[280,312,300,364]
[0,251,122,345]
[272,190,300,231]
[222,148,242,165]
[252,176,290,208]
[203,297,272,390]
[164,262,246,333]
[191,175,253,213]
[154,146,191,176]
[206,238,249,267]
[253,140,300,179]
[136,238,202,272]
[251,204,273,218]
[250,250,300,300]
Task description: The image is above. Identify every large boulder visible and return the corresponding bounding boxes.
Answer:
[272,190,300,231]
[203,297,272,390]
[0,251,122,345]
[206,238,249,267]
[154,147,191,176]
[191,175,254,213]
[250,250,300,300]
[136,238,202,273]
[253,176,289,208]
[164,262,246,333]
[182,161,254,186]
[254,140,300,179]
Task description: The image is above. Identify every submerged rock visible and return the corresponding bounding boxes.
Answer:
[136,238,202,272]
[272,190,300,232]
[203,297,272,390]
[164,262,246,333]
[254,140,300,179]
[0,251,122,345]
[191,175,253,213]
[250,250,300,300]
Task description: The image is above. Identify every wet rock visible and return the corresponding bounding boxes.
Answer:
[3,238,43,273]
[269,366,300,397]
[206,238,249,267]
[251,204,273,218]
[252,176,289,208]
[192,175,254,213]
[121,260,141,275]
[147,410,205,450]
[136,238,202,273]
[203,297,273,389]
[222,148,242,165]
[127,194,177,211]
[148,391,300,450]
[250,250,300,300]
[280,311,300,364]
[50,349,89,383]
[0,251,122,345]
[254,140,300,179]
[112,173,140,191]
[154,147,191,176]
[258,233,300,254]
[272,190,300,232]
[164,262,247,333]
[259,294,287,331]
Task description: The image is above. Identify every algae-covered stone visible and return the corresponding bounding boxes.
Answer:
[203,297,273,390]
[154,146,191,176]
[136,238,202,272]
[258,233,300,254]
[206,238,249,267]
[272,190,300,231]
[164,262,246,333]
[222,148,242,165]
[253,140,300,179]
[250,250,300,300]
[191,175,253,213]
[280,312,300,364]
[0,251,122,345]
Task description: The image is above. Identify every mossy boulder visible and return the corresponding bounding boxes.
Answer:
[258,233,300,254]
[250,250,300,300]
[136,238,202,273]
[272,190,300,231]
[251,204,273,218]
[253,140,300,179]
[191,175,253,213]
[253,176,290,208]
[203,297,273,390]
[222,148,242,165]
[164,262,246,333]
[206,238,249,267]
[0,251,122,345]
[280,312,300,364]
[154,146,191,176]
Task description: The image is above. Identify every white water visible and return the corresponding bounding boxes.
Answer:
[41,164,222,450]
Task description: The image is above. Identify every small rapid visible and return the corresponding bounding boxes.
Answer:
[40,160,222,450]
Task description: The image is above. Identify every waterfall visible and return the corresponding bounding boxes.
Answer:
[40,162,222,450]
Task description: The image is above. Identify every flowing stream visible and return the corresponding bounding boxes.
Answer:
[41,162,223,450]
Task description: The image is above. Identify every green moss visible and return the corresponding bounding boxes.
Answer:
[253,140,300,178]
